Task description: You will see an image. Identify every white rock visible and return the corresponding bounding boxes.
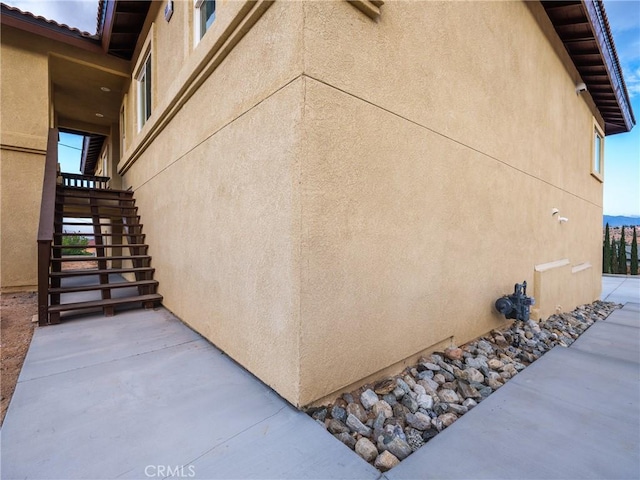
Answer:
[360,389,379,410]
[416,393,434,410]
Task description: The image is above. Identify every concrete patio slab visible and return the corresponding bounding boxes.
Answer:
[1,309,378,480]
[601,276,640,305]
[19,308,201,381]
[570,319,640,363]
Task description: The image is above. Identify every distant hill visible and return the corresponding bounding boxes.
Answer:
[603,215,640,227]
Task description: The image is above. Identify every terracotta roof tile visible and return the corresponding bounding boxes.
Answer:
[0,2,99,39]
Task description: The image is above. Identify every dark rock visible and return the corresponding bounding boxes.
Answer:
[458,381,481,399]
[346,413,372,437]
[383,393,397,406]
[331,405,347,423]
[384,436,412,461]
[447,403,468,415]
[406,411,431,430]
[374,378,397,395]
[422,428,438,442]
[311,407,327,422]
[334,432,356,449]
[416,370,435,381]
[434,403,448,415]
[401,395,419,413]
[327,419,349,434]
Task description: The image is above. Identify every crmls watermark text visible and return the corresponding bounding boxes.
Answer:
[144,465,196,478]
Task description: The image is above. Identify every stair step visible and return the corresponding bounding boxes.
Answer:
[57,191,134,200]
[56,222,143,228]
[48,294,163,314]
[54,232,145,237]
[55,201,137,209]
[52,255,151,262]
[50,267,154,278]
[53,222,93,227]
[60,186,134,195]
[49,280,158,294]
[52,243,148,249]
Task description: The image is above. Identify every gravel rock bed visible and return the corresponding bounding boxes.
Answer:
[307,301,620,471]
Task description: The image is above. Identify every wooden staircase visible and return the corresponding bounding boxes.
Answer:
[38,168,162,325]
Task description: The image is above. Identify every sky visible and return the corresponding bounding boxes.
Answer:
[6,0,640,216]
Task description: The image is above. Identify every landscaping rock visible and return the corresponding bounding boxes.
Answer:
[361,389,379,410]
[355,437,378,462]
[384,436,412,461]
[331,405,347,423]
[310,301,620,469]
[372,400,393,419]
[346,403,368,423]
[327,419,349,434]
[346,414,372,437]
[438,389,460,404]
[374,451,400,472]
[406,411,431,430]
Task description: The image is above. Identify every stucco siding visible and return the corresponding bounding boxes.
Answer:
[0,33,49,290]
[119,0,605,406]
[121,1,304,404]
[297,1,603,404]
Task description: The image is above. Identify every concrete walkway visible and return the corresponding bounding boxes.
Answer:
[1,277,638,479]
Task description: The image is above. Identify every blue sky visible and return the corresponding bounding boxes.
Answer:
[602,0,640,217]
[9,0,640,215]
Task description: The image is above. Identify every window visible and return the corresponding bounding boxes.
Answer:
[195,0,216,43]
[120,103,126,155]
[137,52,152,130]
[592,124,604,181]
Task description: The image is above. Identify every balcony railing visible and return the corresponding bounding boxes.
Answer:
[61,173,110,189]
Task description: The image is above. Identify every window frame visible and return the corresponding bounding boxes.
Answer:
[136,50,152,131]
[591,122,605,182]
[119,99,126,157]
[194,0,216,45]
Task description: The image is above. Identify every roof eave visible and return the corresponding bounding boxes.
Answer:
[583,0,635,134]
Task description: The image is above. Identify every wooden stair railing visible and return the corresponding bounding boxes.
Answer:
[37,139,162,325]
[37,129,59,326]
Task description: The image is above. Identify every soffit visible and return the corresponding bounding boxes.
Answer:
[100,0,151,60]
[541,0,635,135]
[50,55,127,134]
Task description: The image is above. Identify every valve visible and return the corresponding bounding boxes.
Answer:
[495,281,535,322]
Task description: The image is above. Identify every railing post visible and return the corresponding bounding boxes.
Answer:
[37,128,60,326]
[37,241,51,326]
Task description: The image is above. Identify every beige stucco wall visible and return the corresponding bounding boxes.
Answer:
[120,1,304,403]
[119,0,605,406]
[0,34,49,291]
[296,0,603,404]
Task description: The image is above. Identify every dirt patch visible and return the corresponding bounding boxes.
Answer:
[1,291,37,425]
[61,260,97,270]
